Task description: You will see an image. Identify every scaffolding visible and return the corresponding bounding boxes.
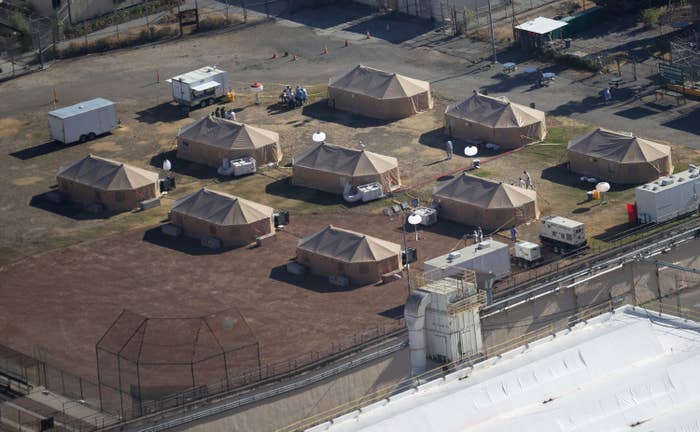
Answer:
[95,308,260,419]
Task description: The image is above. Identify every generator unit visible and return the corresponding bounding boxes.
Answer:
[217,157,256,177]
[411,207,438,226]
[356,182,385,202]
[512,241,543,268]
[539,215,586,253]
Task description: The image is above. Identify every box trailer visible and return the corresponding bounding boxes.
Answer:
[49,98,118,144]
[168,66,230,109]
[635,167,700,224]
[423,239,511,282]
[540,215,586,253]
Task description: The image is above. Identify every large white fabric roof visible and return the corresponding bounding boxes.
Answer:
[307,306,700,432]
[514,16,568,35]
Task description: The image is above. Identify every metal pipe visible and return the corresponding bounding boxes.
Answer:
[486,0,496,63]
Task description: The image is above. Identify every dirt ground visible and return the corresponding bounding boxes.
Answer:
[0,213,475,383]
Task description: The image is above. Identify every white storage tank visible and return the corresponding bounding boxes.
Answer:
[635,167,700,223]
[422,240,511,281]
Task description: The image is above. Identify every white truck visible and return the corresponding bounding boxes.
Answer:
[49,98,118,144]
[168,66,230,110]
[540,215,587,254]
[512,241,543,268]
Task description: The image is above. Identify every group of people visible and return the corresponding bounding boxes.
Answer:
[280,85,308,109]
[518,171,534,190]
[212,106,236,121]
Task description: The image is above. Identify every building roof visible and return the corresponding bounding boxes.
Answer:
[434,174,537,209]
[169,66,225,84]
[49,98,114,119]
[445,92,545,128]
[293,143,398,177]
[514,16,568,34]
[423,240,508,270]
[57,154,158,191]
[308,306,700,432]
[329,65,430,100]
[177,115,280,151]
[171,188,273,226]
[636,167,700,195]
[568,128,671,164]
[297,225,400,263]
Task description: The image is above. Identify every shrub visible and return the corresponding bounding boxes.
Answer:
[197,16,233,32]
[641,8,661,28]
[58,23,179,58]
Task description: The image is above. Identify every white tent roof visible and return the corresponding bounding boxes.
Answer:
[307,306,700,432]
[514,16,568,35]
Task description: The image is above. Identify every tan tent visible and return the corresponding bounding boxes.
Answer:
[567,128,673,184]
[433,174,539,230]
[296,225,402,285]
[57,154,159,212]
[176,115,282,168]
[170,188,274,247]
[328,65,433,120]
[445,92,547,148]
[292,143,401,194]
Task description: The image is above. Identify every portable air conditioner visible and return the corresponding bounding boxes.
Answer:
[356,182,384,202]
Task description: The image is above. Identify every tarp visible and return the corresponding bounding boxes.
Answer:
[177,115,282,167]
[170,188,273,247]
[296,225,402,285]
[445,92,546,148]
[433,174,539,230]
[514,16,568,34]
[567,128,673,184]
[292,143,401,194]
[56,154,159,211]
[57,154,159,191]
[297,225,400,263]
[171,188,273,226]
[328,65,433,120]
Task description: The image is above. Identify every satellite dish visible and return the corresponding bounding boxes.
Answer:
[407,214,422,225]
[249,82,264,92]
[464,146,478,157]
[162,159,172,171]
[312,131,326,143]
[596,182,611,192]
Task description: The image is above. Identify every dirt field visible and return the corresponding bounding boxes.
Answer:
[0,213,478,383]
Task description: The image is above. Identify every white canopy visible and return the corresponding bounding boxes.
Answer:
[190,81,221,92]
[514,16,568,34]
[308,306,700,432]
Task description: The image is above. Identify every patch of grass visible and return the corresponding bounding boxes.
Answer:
[471,169,493,178]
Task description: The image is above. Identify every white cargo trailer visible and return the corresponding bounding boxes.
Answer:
[635,167,700,223]
[540,215,586,253]
[423,239,511,281]
[48,98,118,144]
[168,66,230,109]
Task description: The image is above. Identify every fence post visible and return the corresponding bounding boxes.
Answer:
[241,0,247,23]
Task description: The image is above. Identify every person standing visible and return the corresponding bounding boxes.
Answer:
[524,171,533,190]
[510,226,518,242]
[519,177,526,189]
[604,86,612,104]
[445,140,453,160]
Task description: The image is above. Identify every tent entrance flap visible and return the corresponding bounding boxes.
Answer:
[191,81,221,92]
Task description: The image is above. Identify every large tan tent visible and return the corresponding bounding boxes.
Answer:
[296,225,402,285]
[567,128,673,184]
[57,154,159,212]
[445,92,547,148]
[433,174,539,230]
[176,115,282,168]
[170,188,274,247]
[292,143,401,194]
[328,65,433,120]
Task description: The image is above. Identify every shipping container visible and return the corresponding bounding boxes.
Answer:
[635,167,700,223]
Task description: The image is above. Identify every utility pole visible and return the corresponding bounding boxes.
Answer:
[401,214,413,296]
[486,0,497,63]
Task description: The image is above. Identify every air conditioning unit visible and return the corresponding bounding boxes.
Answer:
[402,247,418,265]
[356,182,384,202]
[412,207,438,226]
[232,156,256,176]
[274,210,290,226]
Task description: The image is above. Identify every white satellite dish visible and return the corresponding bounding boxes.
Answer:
[464,146,478,157]
[407,214,422,225]
[312,131,326,143]
[596,182,611,192]
[162,159,172,171]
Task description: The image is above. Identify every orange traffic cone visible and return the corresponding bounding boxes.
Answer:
[322,46,329,55]
[366,31,372,39]
[272,51,278,59]
[344,39,350,47]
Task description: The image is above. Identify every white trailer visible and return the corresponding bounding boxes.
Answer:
[48,98,118,144]
[635,167,700,224]
[540,215,586,253]
[168,66,230,109]
[423,239,511,281]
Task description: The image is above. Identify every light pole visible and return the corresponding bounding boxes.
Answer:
[401,214,412,296]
